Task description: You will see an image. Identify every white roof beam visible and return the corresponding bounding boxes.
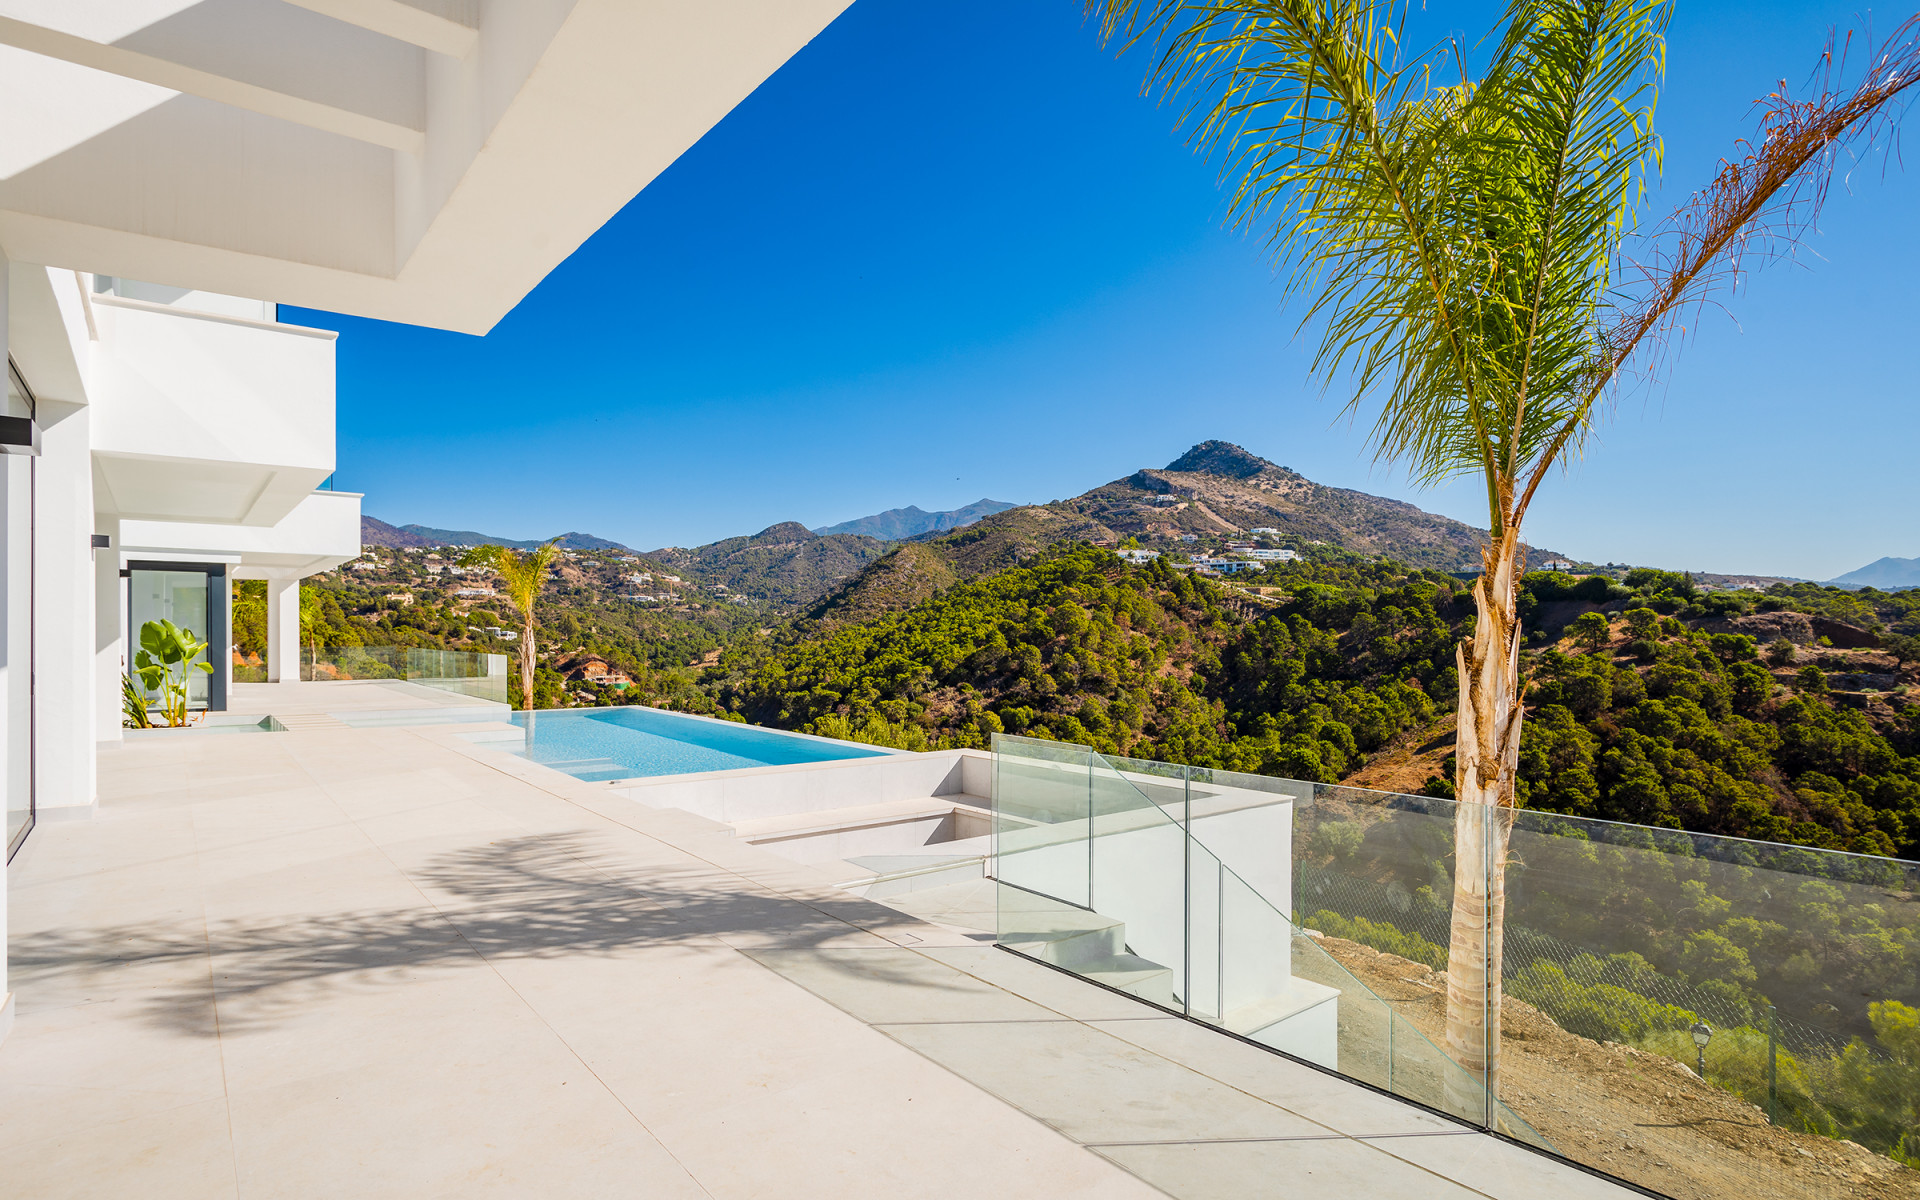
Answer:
[281,0,477,59]
[0,13,425,153]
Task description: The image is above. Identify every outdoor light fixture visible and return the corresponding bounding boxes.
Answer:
[1691,1021,1714,1078]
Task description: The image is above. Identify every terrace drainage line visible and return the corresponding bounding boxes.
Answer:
[989,943,1673,1200]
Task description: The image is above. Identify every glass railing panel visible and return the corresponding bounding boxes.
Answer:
[407,648,509,704]
[1290,781,1495,1103]
[1209,842,1514,1131]
[1088,751,1187,1011]
[300,646,508,704]
[1184,765,1306,938]
[1498,808,1920,1198]
[305,644,403,681]
[992,734,1094,921]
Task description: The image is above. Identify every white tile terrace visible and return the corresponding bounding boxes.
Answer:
[0,685,1635,1198]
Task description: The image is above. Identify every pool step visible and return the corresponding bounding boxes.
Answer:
[534,755,632,781]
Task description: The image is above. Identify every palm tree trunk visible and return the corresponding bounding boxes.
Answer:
[1444,526,1525,1120]
[519,610,535,711]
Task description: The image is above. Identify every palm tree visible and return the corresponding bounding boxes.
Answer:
[298,586,325,678]
[1087,0,1919,1106]
[461,540,563,711]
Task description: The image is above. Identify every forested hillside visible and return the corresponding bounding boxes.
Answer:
[704,547,1920,859]
[652,522,891,606]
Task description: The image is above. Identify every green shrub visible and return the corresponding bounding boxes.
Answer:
[1307,909,1447,970]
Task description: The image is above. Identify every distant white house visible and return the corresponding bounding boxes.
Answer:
[1119,549,1160,564]
[1251,527,1280,536]
[1544,560,1577,572]
[1190,557,1262,575]
[1246,549,1299,562]
[349,561,377,572]
[1180,534,1200,543]
[453,588,497,598]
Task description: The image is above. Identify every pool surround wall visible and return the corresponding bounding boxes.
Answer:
[605,748,992,826]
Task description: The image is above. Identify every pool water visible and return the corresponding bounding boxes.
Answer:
[507,706,890,781]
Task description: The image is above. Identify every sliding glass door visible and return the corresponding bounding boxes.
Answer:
[126,561,227,712]
[5,358,35,860]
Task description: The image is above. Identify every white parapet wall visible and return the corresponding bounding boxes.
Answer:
[993,751,1340,1069]
[604,747,991,825]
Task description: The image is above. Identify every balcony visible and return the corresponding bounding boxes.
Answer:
[119,488,361,578]
[86,284,334,528]
[0,694,1630,1199]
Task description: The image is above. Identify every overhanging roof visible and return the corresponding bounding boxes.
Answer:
[0,0,851,334]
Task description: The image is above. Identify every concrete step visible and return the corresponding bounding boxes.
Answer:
[998,903,1127,970]
[1081,952,1177,1006]
[271,713,348,731]
[1223,976,1346,1038]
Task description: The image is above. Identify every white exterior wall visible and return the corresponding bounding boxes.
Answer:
[93,513,119,745]
[33,399,92,818]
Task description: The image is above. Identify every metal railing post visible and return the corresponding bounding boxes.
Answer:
[1767,1004,1779,1126]
[1085,748,1095,911]
[1182,763,1192,1017]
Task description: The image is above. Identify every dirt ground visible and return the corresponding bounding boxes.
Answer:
[1341,721,1455,794]
[1319,935,1920,1200]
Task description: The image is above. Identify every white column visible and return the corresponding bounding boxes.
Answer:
[266,576,300,682]
[32,399,93,819]
[94,514,122,743]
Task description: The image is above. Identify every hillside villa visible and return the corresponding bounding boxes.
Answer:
[0,5,1906,1200]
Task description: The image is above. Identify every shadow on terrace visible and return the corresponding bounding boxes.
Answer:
[10,832,959,1039]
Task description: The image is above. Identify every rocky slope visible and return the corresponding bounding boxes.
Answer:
[1066,439,1566,571]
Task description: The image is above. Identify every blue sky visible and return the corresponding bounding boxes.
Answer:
[285,0,1918,581]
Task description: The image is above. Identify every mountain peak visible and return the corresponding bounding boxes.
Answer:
[754,521,818,543]
[1165,440,1276,479]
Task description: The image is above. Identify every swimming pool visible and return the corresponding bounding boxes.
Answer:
[504,706,891,781]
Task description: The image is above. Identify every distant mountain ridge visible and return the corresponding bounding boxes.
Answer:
[364,439,1575,615]
[812,498,1017,540]
[804,441,1571,629]
[1829,556,1920,591]
[360,516,632,553]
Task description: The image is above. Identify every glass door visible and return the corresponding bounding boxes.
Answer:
[6,357,35,860]
[126,562,227,712]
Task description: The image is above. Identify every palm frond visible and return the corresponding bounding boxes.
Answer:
[1088,0,1666,534]
[1513,15,1920,520]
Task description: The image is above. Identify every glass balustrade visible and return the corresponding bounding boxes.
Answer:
[300,646,509,705]
[989,733,1919,1199]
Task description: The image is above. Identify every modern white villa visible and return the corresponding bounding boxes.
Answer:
[0,5,1814,1198]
